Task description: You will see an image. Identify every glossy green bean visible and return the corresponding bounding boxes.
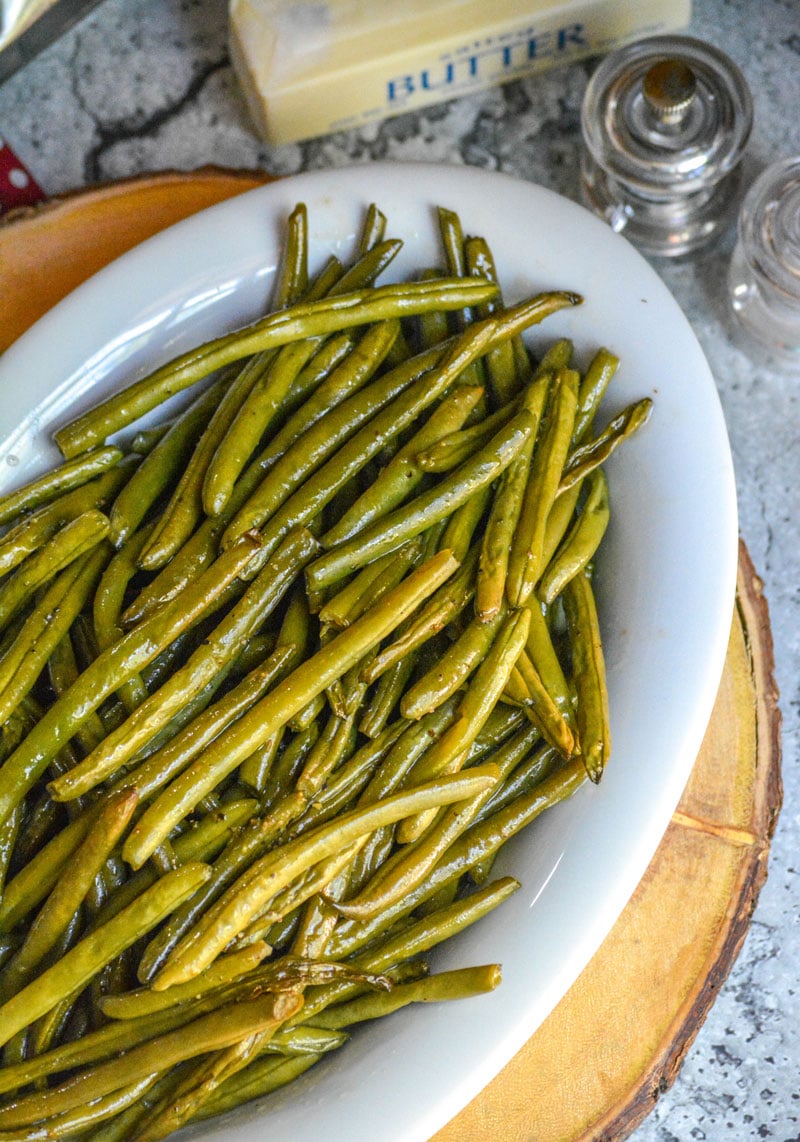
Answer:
[397,609,530,842]
[0,809,94,935]
[572,346,619,443]
[563,568,610,783]
[308,409,533,592]
[0,1074,161,1140]
[271,202,308,309]
[401,609,506,720]
[0,545,110,728]
[0,861,211,1049]
[154,766,498,991]
[560,397,653,493]
[513,648,575,757]
[54,277,499,458]
[538,468,610,604]
[0,464,127,581]
[506,367,580,608]
[329,758,585,961]
[361,545,479,684]
[0,533,261,829]
[50,528,318,802]
[0,508,109,634]
[0,789,138,1001]
[0,446,123,525]
[100,943,270,1021]
[123,549,458,869]
[316,963,502,1030]
[108,379,222,545]
[0,991,302,1128]
[322,383,484,546]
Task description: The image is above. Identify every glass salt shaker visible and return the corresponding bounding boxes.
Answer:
[580,36,753,257]
[728,156,800,366]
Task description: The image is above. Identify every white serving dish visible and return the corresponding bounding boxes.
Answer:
[0,162,738,1141]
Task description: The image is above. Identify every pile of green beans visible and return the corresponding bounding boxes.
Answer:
[0,200,651,1139]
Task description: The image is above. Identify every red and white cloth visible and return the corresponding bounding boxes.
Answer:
[0,135,46,213]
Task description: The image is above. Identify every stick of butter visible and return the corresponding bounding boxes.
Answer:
[229,0,691,146]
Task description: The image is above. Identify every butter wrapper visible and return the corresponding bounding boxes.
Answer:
[230,0,691,146]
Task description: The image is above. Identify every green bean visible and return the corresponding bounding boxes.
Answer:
[0,808,94,935]
[108,379,222,545]
[129,422,173,453]
[540,480,583,571]
[322,383,484,546]
[315,963,502,1030]
[401,609,506,720]
[560,396,653,493]
[202,339,327,518]
[563,569,610,783]
[273,329,357,418]
[271,202,308,309]
[361,545,479,685]
[239,320,401,492]
[358,653,417,738]
[134,785,314,986]
[415,399,517,474]
[513,648,575,757]
[414,268,451,349]
[0,465,125,582]
[153,767,498,992]
[0,861,211,1049]
[329,759,585,961]
[0,1074,161,1140]
[92,524,155,711]
[49,528,318,802]
[90,799,258,931]
[0,545,110,727]
[0,805,21,904]
[464,235,522,404]
[572,346,619,443]
[397,609,530,842]
[193,1054,320,1123]
[476,432,534,621]
[474,741,559,823]
[0,446,123,525]
[0,508,109,634]
[320,539,423,630]
[54,278,499,458]
[0,991,302,1128]
[307,409,533,593]
[135,358,269,569]
[334,764,509,922]
[357,202,387,256]
[304,877,518,1027]
[0,533,261,829]
[123,549,459,869]
[0,789,138,1002]
[290,720,407,833]
[48,631,107,753]
[223,341,449,546]
[507,367,579,606]
[100,943,270,1021]
[538,469,610,604]
[524,598,573,719]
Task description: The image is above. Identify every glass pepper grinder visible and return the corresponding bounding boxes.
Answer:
[728,156,800,366]
[580,36,753,257]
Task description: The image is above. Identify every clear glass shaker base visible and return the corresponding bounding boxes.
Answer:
[581,154,742,258]
[727,157,800,367]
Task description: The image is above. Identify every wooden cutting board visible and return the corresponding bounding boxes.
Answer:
[0,168,783,1141]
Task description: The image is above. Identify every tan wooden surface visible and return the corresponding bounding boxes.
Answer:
[1,172,782,1141]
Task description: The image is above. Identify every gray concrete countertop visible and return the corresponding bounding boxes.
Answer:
[1,1,799,1138]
